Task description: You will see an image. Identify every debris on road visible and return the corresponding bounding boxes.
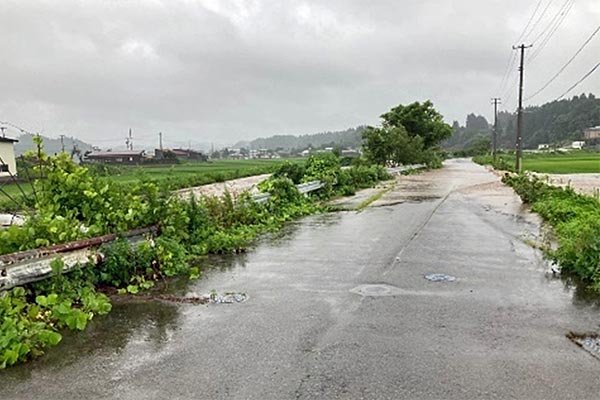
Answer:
[110,291,248,306]
[567,332,600,360]
[424,273,456,282]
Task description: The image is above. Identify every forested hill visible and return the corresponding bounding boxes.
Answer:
[445,94,600,150]
[233,126,365,150]
[14,133,93,156]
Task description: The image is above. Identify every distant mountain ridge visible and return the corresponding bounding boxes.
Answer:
[14,133,93,156]
[445,93,600,150]
[233,126,366,150]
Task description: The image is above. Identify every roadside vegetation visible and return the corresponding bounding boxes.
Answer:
[0,100,449,368]
[503,174,600,287]
[0,158,303,213]
[472,146,599,288]
[0,140,390,368]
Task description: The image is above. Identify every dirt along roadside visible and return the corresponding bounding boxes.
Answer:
[533,172,600,197]
[174,173,271,199]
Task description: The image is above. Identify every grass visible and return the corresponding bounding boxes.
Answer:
[474,151,600,174]
[522,153,599,174]
[0,159,304,212]
[107,159,302,184]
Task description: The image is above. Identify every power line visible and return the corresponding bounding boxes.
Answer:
[526,25,600,101]
[528,0,574,61]
[530,0,571,44]
[516,0,545,43]
[0,120,37,136]
[498,51,518,95]
[555,60,600,100]
[525,0,555,42]
[502,73,520,107]
[498,0,543,94]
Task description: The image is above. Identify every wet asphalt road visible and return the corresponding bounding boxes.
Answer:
[3,159,600,399]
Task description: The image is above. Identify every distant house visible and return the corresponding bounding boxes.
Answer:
[537,143,549,151]
[155,148,207,161]
[85,150,146,164]
[584,126,600,142]
[0,136,18,178]
[571,141,585,150]
[341,149,361,157]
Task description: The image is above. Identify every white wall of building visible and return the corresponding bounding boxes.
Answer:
[0,141,17,177]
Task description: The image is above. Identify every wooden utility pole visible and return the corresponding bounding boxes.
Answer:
[513,44,532,173]
[491,98,501,160]
[60,134,65,152]
[126,128,133,150]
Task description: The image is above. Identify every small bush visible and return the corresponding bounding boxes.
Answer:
[503,174,600,286]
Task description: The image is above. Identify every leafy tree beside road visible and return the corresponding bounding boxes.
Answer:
[362,101,452,166]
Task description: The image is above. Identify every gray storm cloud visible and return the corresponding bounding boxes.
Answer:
[0,0,598,148]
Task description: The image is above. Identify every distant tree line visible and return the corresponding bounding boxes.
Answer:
[445,93,600,150]
[232,126,366,151]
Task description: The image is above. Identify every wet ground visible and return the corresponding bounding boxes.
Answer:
[175,174,270,199]
[3,159,600,399]
[534,172,600,196]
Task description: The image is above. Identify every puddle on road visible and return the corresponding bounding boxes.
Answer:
[424,273,457,282]
[350,284,402,297]
[567,332,600,361]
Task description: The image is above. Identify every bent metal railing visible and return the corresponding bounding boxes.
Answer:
[0,164,425,291]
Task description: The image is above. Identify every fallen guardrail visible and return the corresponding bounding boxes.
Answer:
[0,181,326,291]
[0,165,427,291]
[386,164,426,174]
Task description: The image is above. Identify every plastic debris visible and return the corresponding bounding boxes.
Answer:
[424,273,456,283]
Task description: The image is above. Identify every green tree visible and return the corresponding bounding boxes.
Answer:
[362,125,425,165]
[362,101,450,166]
[380,100,452,148]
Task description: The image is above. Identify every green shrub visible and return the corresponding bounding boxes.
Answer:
[273,161,305,184]
[503,174,600,286]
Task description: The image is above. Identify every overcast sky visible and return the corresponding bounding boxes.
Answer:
[1,0,598,149]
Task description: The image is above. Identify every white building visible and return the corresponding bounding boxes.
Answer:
[571,141,585,150]
[0,136,18,178]
[537,143,549,150]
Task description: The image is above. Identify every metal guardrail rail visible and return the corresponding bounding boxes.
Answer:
[0,166,425,291]
[386,164,426,174]
[0,181,326,291]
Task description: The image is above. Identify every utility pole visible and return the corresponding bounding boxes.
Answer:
[60,134,65,152]
[159,132,163,151]
[491,98,501,160]
[513,44,532,173]
[126,128,133,150]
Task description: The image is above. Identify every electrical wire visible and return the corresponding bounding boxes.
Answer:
[498,50,518,95]
[515,0,545,44]
[526,24,600,101]
[528,0,575,61]
[524,0,555,42]
[555,60,600,100]
[496,0,546,95]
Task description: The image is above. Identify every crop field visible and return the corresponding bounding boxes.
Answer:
[0,158,303,211]
[522,152,600,174]
[474,151,600,174]
[108,159,302,184]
